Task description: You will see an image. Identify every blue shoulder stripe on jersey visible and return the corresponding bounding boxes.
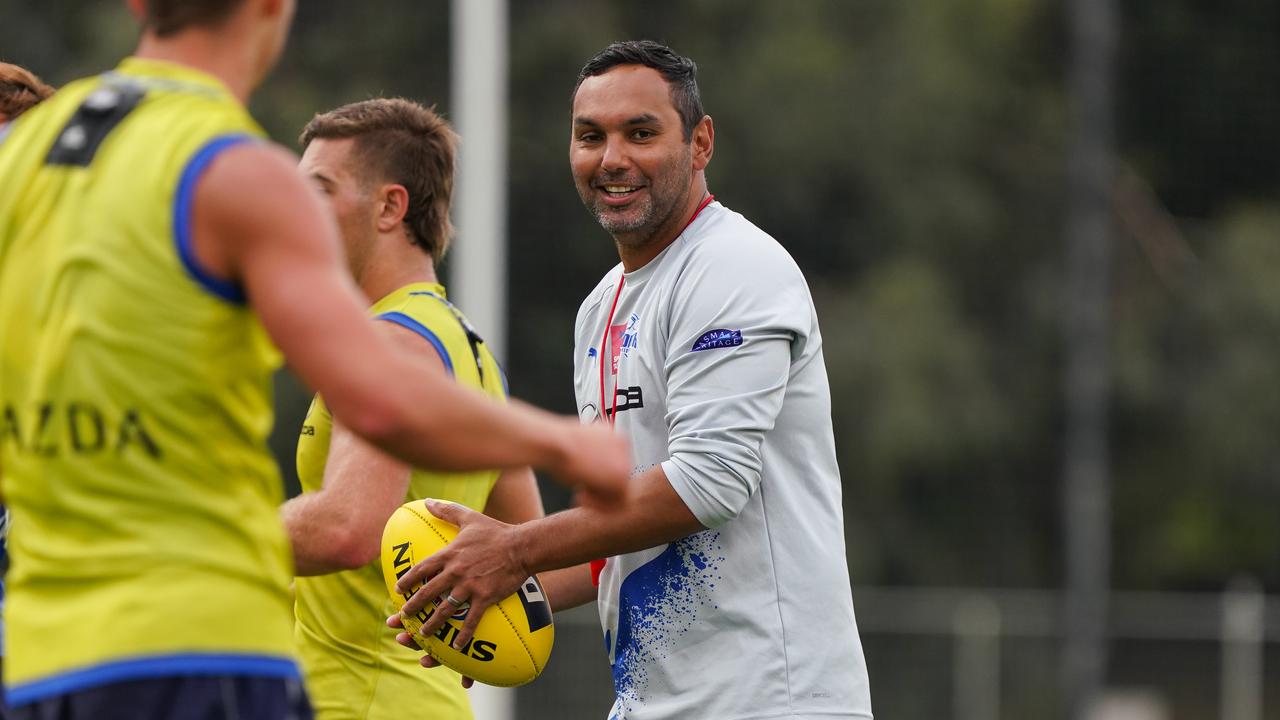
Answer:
[375,311,454,376]
[5,653,300,707]
[173,133,254,304]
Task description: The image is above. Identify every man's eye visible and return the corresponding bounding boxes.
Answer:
[632,129,654,140]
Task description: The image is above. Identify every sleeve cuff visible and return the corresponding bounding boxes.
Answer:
[661,458,729,529]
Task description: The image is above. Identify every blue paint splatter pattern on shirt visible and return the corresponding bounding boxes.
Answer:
[608,532,724,716]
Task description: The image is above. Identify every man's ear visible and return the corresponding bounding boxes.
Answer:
[377,184,410,233]
[691,115,714,171]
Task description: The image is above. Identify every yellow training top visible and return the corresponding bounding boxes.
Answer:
[0,58,296,704]
[293,283,506,720]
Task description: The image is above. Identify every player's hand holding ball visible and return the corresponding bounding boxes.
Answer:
[382,499,554,687]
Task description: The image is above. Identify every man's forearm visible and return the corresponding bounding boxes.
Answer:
[539,564,597,612]
[281,495,326,576]
[282,494,363,576]
[512,465,704,575]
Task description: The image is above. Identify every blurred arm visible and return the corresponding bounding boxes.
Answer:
[190,142,629,500]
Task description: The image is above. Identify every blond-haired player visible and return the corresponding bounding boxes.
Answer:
[284,98,543,719]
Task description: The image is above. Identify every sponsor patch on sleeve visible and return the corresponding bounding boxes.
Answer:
[690,328,743,352]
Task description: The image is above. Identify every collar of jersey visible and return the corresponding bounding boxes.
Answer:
[370,282,448,313]
[621,200,721,286]
[114,56,235,99]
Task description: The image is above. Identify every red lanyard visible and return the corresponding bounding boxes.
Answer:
[598,194,714,424]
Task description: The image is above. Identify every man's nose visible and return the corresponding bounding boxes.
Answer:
[600,137,631,173]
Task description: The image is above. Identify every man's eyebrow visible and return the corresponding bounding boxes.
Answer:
[625,113,661,126]
[309,171,335,186]
[572,113,664,128]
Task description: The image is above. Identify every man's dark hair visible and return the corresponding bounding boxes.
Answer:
[573,40,704,142]
[142,0,245,37]
[300,98,458,265]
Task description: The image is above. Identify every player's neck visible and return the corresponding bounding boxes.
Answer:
[616,176,709,273]
[134,32,259,104]
[358,238,439,305]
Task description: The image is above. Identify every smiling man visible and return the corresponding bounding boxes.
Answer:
[393,40,872,719]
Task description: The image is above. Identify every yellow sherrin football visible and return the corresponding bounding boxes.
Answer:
[381,499,555,687]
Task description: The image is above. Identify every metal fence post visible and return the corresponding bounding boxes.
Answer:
[1221,576,1264,720]
[954,593,1002,720]
[1062,0,1118,711]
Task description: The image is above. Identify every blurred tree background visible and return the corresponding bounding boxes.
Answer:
[4,0,1278,716]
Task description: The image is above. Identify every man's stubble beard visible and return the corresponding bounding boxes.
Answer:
[581,145,693,251]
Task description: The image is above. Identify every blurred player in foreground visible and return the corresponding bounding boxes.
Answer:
[0,1,627,718]
[284,98,544,719]
[0,60,53,720]
[393,40,872,719]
